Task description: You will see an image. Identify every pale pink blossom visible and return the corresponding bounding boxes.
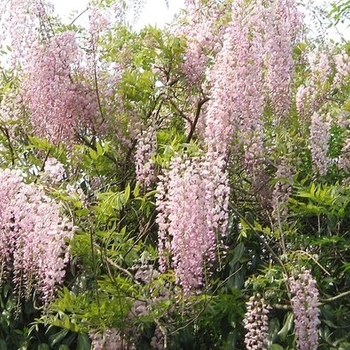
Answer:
[297,48,350,117]
[89,328,131,350]
[203,0,301,168]
[135,124,157,187]
[0,169,73,302]
[243,294,270,350]
[21,32,99,144]
[156,155,228,293]
[333,51,350,88]
[179,2,222,85]
[0,0,54,64]
[272,161,293,218]
[204,0,267,170]
[264,0,302,118]
[44,157,66,183]
[309,112,331,176]
[289,269,320,350]
[296,50,332,116]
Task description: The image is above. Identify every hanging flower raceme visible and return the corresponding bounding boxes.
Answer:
[243,294,271,350]
[289,269,321,350]
[0,0,54,64]
[296,47,350,118]
[20,32,99,145]
[272,160,293,219]
[135,123,158,188]
[156,154,229,293]
[339,137,350,172]
[296,49,333,117]
[179,1,222,86]
[204,0,301,162]
[0,169,74,303]
[309,112,331,176]
[264,0,301,118]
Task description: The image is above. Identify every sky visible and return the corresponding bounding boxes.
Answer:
[54,0,185,29]
[53,0,347,40]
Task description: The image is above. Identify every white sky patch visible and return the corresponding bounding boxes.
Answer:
[52,0,184,29]
[53,0,88,21]
[299,0,349,41]
[52,0,346,40]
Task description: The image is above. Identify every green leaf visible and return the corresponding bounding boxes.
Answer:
[37,345,50,350]
[76,208,90,217]
[229,243,245,268]
[49,329,69,346]
[133,181,140,197]
[28,136,53,151]
[277,312,293,341]
[0,339,7,350]
[269,345,284,350]
[77,334,91,350]
[124,183,131,202]
[96,142,104,156]
[64,315,72,330]
[58,345,70,350]
[89,148,98,160]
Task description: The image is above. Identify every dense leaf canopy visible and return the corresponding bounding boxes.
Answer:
[0,0,350,349]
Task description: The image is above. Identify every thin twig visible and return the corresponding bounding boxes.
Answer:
[294,250,331,276]
[0,125,15,165]
[186,97,209,143]
[70,8,89,26]
[320,289,350,303]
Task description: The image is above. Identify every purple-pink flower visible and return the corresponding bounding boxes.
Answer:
[309,112,331,176]
[289,269,320,350]
[156,154,228,293]
[0,169,73,302]
[243,294,270,350]
[135,124,157,187]
[21,32,99,144]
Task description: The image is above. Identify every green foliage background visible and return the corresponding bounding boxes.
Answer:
[0,0,350,349]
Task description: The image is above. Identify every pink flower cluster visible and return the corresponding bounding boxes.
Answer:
[0,91,23,124]
[204,0,301,170]
[289,269,320,350]
[272,161,293,218]
[243,294,270,350]
[88,5,110,38]
[43,157,66,183]
[0,169,73,302]
[0,0,54,64]
[204,25,237,157]
[264,0,301,118]
[206,0,268,171]
[21,32,98,144]
[338,137,350,172]
[296,48,350,117]
[182,40,210,85]
[180,2,221,85]
[1,0,130,146]
[156,155,229,293]
[333,51,350,87]
[135,124,157,187]
[309,112,331,176]
[0,90,23,140]
[150,325,165,350]
[296,50,332,117]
